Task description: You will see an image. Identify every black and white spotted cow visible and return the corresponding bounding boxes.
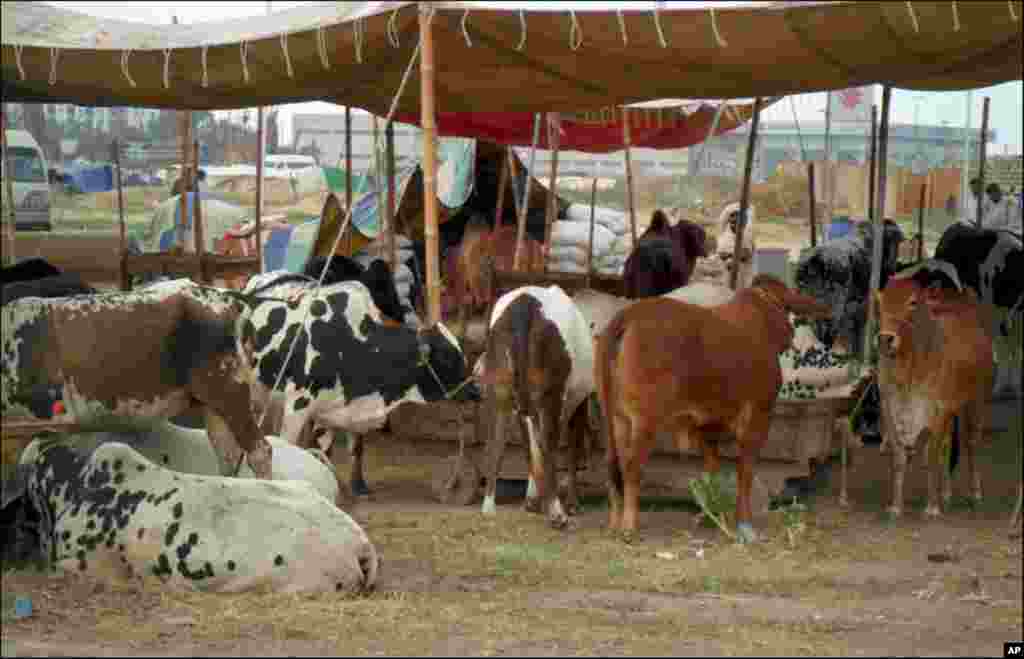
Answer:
[13,439,376,593]
[1,279,272,479]
[1,258,96,307]
[794,220,906,360]
[239,272,479,496]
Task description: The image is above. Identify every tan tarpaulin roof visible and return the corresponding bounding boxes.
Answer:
[2,1,1021,115]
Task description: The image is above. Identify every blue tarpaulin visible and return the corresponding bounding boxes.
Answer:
[64,165,114,193]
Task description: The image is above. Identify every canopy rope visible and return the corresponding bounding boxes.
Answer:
[316,25,331,69]
[13,44,26,80]
[201,45,210,87]
[354,17,365,63]
[653,6,668,47]
[388,8,402,48]
[461,9,473,47]
[240,40,250,83]
[280,33,294,78]
[256,7,436,430]
[616,10,628,45]
[119,49,135,88]
[952,1,961,31]
[162,48,173,89]
[517,10,527,51]
[1010,0,1018,21]
[569,11,583,50]
[710,7,728,47]
[49,48,61,85]
[905,1,920,33]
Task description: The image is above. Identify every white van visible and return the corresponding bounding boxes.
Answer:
[264,154,317,175]
[1,129,53,231]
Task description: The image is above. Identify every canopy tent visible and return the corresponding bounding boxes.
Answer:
[3,1,1021,115]
[391,98,779,153]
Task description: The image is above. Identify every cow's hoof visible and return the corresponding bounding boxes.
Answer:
[736,522,758,545]
[620,529,637,544]
[523,497,542,514]
[549,514,569,530]
[352,479,372,497]
[481,495,497,516]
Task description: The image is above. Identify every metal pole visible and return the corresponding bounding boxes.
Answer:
[345,106,353,255]
[2,105,17,266]
[193,139,208,283]
[513,113,541,271]
[917,182,927,261]
[731,97,763,291]
[255,107,264,273]
[975,97,990,228]
[867,105,878,222]
[807,162,817,247]
[543,114,561,275]
[113,139,128,289]
[865,85,892,364]
[823,92,833,245]
[419,3,441,325]
[586,177,598,288]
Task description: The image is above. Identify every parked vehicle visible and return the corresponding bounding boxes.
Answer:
[2,129,53,231]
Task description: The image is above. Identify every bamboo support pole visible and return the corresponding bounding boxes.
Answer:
[586,177,598,289]
[622,109,638,248]
[373,115,384,252]
[2,105,17,266]
[176,111,192,251]
[255,107,265,272]
[193,139,207,283]
[807,162,817,247]
[386,120,397,269]
[514,113,541,271]
[494,146,510,229]
[543,114,561,275]
[865,85,892,364]
[731,97,763,291]
[419,4,441,325]
[112,139,128,290]
[507,147,521,221]
[345,106,353,255]
[917,182,927,261]
[975,96,990,228]
[867,105,878,222]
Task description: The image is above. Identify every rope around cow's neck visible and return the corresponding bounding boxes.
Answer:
[255,8,434,433]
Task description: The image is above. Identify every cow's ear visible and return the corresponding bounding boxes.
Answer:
[872,289,881,309]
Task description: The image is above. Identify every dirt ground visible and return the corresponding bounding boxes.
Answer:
[3,421,1022,657]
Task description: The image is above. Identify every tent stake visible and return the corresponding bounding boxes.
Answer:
[731,97,763,291]
[622,108,638,248]
[543,114,561,274]
[975,96,990,228]
[865,85,892,365]
[514,113,541,271]
[420,3,441,325]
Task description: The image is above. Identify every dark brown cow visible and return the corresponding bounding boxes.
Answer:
[594,274,831,543]
[622,210,710,299]
[1,279,272,479]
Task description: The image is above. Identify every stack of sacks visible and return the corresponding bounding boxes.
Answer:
[547,204,633,276]
[354,233,421,326]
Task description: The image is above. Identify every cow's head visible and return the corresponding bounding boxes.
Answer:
[418,322,480,402]
[874,279,921,357]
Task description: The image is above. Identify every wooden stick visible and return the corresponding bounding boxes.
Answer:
[975,96,990,228]
[865,85,892,364]
[255,107,265,273]
[586,177,598,289]
[494,145,510,229]
[807,162,817,247]
[543,114,561,275]
[622,108,638,248]
[506,146,521,221]
[345,105,353,256]
[386,120,397,270]
[112,139,129,290]
[420,4,441,325]
[176,111,192,251]
[867,105,878,223]
[1,105,17,266]
[373,114,384,253]
[917,182,927,261]
[193,139,207,283]
[731,97,763,291]
[514,113,541,271]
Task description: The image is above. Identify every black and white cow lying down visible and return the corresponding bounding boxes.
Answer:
[239,272,479,496]
[1,257,97,307]
[9,438,377,593]
[1,278,272,479]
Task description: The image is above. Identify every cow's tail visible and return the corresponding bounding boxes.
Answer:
[949,414,961,475]
[594,309,630,493]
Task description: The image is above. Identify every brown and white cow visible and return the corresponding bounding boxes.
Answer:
[476,285,594,528]
[594,274,831,543]
[875,260,995,518]
[0,279,272,479]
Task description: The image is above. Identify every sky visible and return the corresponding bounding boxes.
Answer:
[45,1,1024,154]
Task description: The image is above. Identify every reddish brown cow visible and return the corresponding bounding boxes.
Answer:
[622,210,710,299]
[875,261,995,518]
[594,274,831,543]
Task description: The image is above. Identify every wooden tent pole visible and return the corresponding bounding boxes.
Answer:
[345,106,353,255]
[494,146,510,229]
[807,162,817,247]
[730,97,763,291]
[865,85,892,363]
[622,109,638,248]
[112,139,129,290]
[419,3,441,325]
[386,120,397,269]
[867,105,878,223]
[543,113,561,275]
[372,115,384,252]
[255,107,264,273]
[193,139,207,283]
[975,96,990,228]
[916,182,927,261]
[514,113,541,271]
[2,106,17,266]
[586,177,598,288]
[506,146,521,221]
[176,111,192,252]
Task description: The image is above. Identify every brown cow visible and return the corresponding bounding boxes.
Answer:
[875,260,995,518]
[594,274,831,543]
[622,210,710,299]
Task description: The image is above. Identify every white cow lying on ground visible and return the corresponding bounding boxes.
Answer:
[15,438,377,594]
